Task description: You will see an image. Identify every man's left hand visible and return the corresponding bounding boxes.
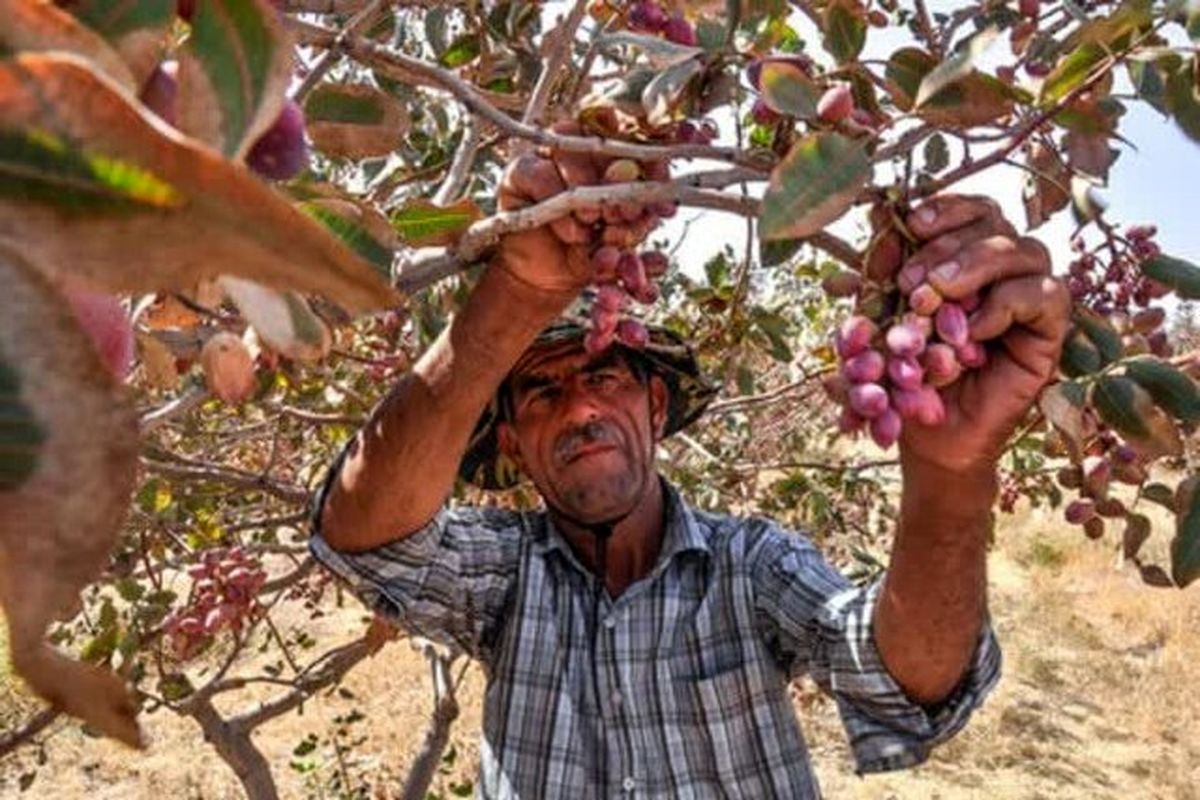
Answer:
[893,194,1072,473]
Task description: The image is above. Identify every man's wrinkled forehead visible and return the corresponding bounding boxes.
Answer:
[510,343,630,391]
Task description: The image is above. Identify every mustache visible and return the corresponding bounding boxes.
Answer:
[554,419,620,463]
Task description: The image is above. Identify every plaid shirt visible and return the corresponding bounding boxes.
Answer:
[309,482,1001,799]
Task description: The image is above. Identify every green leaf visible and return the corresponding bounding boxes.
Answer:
[1125,356,1200,422]
[1165,57,1200,144]
[596,32,702,68]
[753,309,794,362]
[914,27,999,109]
[1063,0,1152,51]
[1073,308,1123,364]
[759,61,819,118]
[760,133,870,241]
[182,0,292,158]
[885,47,935,111]
[923,132,949,173]
[390,199,482,248]
[0,359,45,491]
[823,0,866,64]
[299,203,393,277]
[1127,56,1170,114]
[1091,375,1182,458]
[159,672,195,702]
[304,84,409,159]
[1039,42,1107,105]
[1060,327,1103,376]
[219,278,328,362]
[0,129,183,215]
[1141,253,1200,299]
[1091,375,1148,438]
[440,33,481,68]
[305,89,386,125]
[1172,475,1200,587]
[642,58,704,124]
[1060,380,1088,406]
[760,237,803,268]
[917,72,1020,128]
[1123,513,1152,561]
[1141,481,1175,509]
[424,7,449,57]
[69,0,175,39]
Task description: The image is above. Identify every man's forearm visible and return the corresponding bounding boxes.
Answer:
[873,454,997,705]
[318,267,570,552]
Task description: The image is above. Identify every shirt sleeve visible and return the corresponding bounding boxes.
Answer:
[307,449,524,663]
[749,522,1002,775]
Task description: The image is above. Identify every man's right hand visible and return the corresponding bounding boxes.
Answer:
[493,123,667,299]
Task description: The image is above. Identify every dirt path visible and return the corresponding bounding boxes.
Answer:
[2,505,1198,799]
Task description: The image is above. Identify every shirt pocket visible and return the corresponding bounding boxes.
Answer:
[692,667,766,796]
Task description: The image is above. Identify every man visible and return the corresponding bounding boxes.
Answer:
[309,146,1071,798]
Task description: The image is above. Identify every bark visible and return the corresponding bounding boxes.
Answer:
[190,698,279,800]
[398,650,461,800]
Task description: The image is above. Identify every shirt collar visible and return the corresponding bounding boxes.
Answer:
[531,478,711,568]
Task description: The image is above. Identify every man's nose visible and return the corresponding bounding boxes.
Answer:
[557,377,603,424]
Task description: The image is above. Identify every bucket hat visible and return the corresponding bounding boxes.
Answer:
[458,320,716,490]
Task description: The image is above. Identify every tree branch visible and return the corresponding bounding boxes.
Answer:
[521,0,590,129]
[291,0,387,104]
[394,178,762,292]
[912,0,943,59]
[189,697,280,800]
[232,638,374,729]
[911,20,1165,200]
[0,708,60,759]
[808,232,863,271]
[432,117,483,205]
[141,458,311,505]
[139,384,210,434]
[321,32,770,169]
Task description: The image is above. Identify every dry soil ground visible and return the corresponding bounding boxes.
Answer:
[1,502,1198,799]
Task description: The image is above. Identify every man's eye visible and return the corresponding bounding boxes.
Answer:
[530,386,561,404]
[587,371,621,388]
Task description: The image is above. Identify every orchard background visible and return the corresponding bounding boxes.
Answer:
[0,0,1199,797]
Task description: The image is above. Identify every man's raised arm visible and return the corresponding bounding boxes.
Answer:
[871,195,1070,704]
[317,150,611,552]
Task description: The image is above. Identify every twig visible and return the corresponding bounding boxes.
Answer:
[326,32,769,169]
[807,232,863,271]
[706,372,828,415]
[521,0,590,129]
[139,384,210,434]
[141,458,311,505]
[0,708,60,758]
[873,123,936,164]
[394,180,762,293]
[733,457,899,474]
[269,404,366,427]
[291,0,387,104]
[912,0,943,59]
[432,118,483,205]
[911,20,1166,200]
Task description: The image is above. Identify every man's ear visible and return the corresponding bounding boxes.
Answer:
[649,375,668,439]
[497,421,525,471]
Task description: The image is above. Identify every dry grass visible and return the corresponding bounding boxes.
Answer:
[2,503,1199,799]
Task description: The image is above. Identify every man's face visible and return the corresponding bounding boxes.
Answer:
[497,344,667,524]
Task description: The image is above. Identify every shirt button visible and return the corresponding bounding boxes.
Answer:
[603,616,617,629]
[611,690,622,706]
[622,776,636,792]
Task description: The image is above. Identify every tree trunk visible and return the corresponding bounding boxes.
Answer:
[399,651,461,800]
[190,698,279,800]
